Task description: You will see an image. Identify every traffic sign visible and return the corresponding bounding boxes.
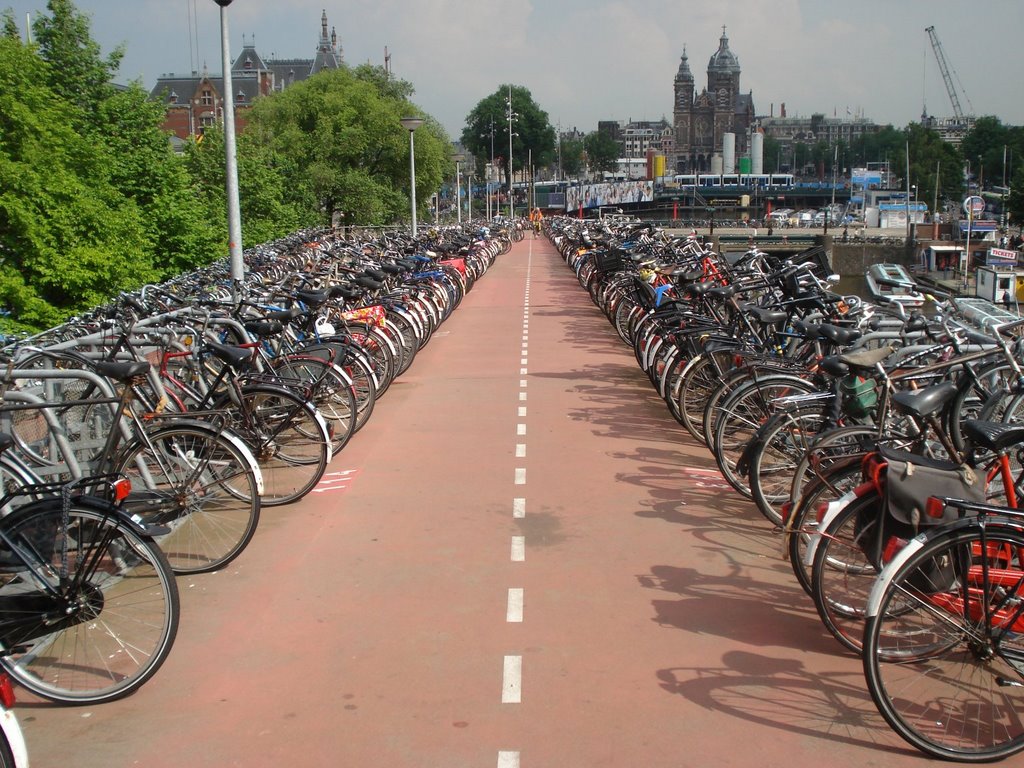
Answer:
[963,195,985,218]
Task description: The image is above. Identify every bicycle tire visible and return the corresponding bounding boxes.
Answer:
[863,522,1024,761]
[0,497,179,704]
[810,491,883,653]
[217,385,330,506]
[271,356,357,454]
[712,375,817,497]
[748,408,830,527]
[785,456,865,597]
[116,423,261,573]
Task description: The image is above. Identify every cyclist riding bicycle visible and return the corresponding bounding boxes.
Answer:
[532,207,543,236]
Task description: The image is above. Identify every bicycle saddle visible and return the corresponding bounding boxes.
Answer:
[94,360,151,381]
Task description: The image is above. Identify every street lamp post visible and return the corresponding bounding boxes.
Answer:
[506,87,516,219]
[400,117,424,236]
[212,0,243,282]
[452,152,466,224]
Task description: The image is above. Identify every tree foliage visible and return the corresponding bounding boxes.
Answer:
[1008,165,1024,229]
[0,35,156,328]
[244,66,450,228]
[559,136,585,178]
[962,116,1024,188]
[461,85,556,187]
[584,130,619,174]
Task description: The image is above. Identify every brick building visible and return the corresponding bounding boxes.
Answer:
[151,10,343,144]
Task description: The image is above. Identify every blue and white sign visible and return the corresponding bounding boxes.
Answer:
[963,195,986,218]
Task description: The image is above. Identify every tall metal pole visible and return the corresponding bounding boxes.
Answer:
[455,158,462,224]
[905,140,912,244]
[214,0,244,281]
[507,86,514,220]
[400,117,424,236]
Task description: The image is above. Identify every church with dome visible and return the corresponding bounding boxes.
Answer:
[672,27,756,173]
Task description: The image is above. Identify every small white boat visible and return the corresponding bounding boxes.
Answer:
[864,262,925,309]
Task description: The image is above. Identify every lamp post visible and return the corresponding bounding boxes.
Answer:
[212,0,243,282]
[400,117,424,236]
[485,163,493,220]
[451,152,466,224]
[506,86,516,219]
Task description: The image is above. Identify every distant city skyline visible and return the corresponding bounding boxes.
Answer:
[5,0,1023,139]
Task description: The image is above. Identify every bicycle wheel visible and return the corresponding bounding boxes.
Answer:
[675,348,734,442]
[811,491,883,653]
[785,455,865,597]
[116,423,261,573]
[863,522,1024,761]
[221,385,330,506]
[748,408,830,527]
[0,497,179,704]
[712,375,817,497]
[271,356,356,455]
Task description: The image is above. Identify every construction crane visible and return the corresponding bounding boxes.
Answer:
[925,25,973,121]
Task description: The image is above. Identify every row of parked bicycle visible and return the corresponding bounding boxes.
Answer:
[0,222,515,714]
[547,214,1024,763]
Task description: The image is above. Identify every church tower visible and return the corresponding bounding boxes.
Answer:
[672,48,694,164]
[707,27,740,152]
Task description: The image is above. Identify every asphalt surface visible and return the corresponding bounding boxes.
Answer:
[17,235,940,767]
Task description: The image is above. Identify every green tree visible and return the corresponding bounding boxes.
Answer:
[31,0,123,124]
[1007,165,1024,230]
[2,9,20,40]
[245,67,449,227]
[962,116,1024,189]
[584,130,619,175]
[0,36,156,329]
[461,85,556,188]
[902,123,964,214]
[183,126,314,248]
[763,135,782,173]
[560,136,585,178]
[100,84,222,276]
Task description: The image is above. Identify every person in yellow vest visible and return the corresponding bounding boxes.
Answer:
[532,207,543,236]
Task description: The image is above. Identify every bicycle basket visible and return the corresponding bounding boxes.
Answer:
[839,375,878,419]
[592,248,624,274]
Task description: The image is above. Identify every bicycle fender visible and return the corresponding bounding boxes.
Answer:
[802,488,858,567]
[865,515,1024,617]
[144,420,265,497]
[864,534,928,618]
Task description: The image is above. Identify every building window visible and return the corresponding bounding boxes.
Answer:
[201,90,213,106]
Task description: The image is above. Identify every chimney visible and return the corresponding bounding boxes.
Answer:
[781,103,787,118]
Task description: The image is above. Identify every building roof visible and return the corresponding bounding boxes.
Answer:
[707,27,740,74]
[675,48,693,81]
[150,11,342,103]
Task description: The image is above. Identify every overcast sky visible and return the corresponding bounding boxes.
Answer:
[6,0,1023,139]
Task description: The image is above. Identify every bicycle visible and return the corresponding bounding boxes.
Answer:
[0,433,179,704]
[1,354,263,574]
[863,484,1024,761]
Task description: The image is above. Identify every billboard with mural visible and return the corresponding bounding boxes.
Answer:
[565,181,654,212]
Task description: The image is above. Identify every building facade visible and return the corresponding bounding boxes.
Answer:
[151,10,343,143]
[672,28,755,173]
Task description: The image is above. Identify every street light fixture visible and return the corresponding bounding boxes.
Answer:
[212,0,243,281]
[400,117,424,236]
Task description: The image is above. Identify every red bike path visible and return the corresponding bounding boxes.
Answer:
[20,235,933,767]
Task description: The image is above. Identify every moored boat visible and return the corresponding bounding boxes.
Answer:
[864,262,925,309]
